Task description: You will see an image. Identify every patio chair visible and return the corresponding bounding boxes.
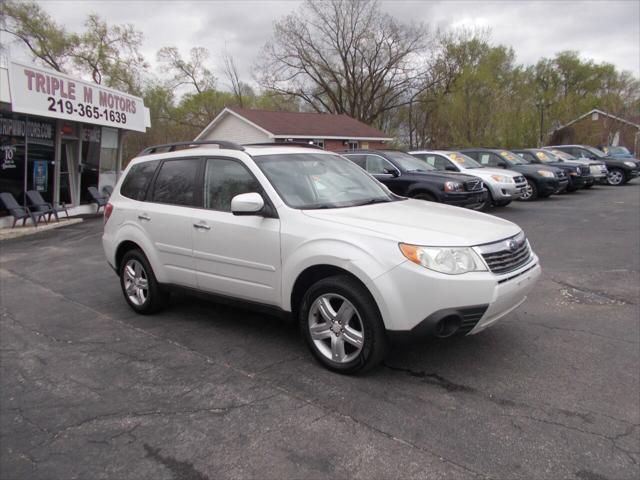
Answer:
[102,185,114,197]
[0,192,47,228]
[87,186,108,213]
[26,190,70,222]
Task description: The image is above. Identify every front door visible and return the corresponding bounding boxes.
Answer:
[192,157,281,305]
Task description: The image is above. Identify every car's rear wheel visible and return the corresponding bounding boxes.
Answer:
[606,168,625,186]
[120,249,167,314]
[518,179,537,201]
[299,275,388,374]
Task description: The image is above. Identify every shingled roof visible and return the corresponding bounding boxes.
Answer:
[197,106,393,140]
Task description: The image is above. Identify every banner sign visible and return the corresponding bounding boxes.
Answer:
[33,160,48,192]
[8,60,147,133]
[0,115,54,140]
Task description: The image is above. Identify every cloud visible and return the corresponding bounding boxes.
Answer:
[7,0,639,87]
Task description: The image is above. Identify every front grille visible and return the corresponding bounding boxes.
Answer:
[555,170,566,179]
[513,175,526,185]
[477,233,532,274]
[465,179,483,192]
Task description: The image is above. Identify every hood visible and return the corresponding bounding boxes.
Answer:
[603,156,640,167]
[406,170,479,182]
[461,167,521,179]
[303,199,521,246]
[511,163,561,174]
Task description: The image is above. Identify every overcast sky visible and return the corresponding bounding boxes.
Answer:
[5,0,640,87]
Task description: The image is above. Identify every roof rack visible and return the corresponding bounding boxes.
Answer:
[243,142,325,150]
[138,140,245,156]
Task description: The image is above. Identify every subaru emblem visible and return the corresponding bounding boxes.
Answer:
[509,240,517,251]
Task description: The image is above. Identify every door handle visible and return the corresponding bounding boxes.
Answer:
[193,222,211,230]
[138,214,151,221]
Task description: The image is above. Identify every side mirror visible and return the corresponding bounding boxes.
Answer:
[384,168,400,177]
[496,161,507,168]
[231,192,264,216]
[445,165,457,172]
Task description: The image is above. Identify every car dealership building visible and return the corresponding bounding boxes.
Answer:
[0,60,150,227]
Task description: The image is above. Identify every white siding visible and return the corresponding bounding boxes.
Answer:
[204,113,270,144]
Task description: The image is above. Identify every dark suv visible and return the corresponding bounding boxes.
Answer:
[548,145,639,186]
[512,148,592,192]
[341,150,487,209]
[460,148,568,201]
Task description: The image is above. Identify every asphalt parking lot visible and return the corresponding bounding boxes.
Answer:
[1,183,638,480]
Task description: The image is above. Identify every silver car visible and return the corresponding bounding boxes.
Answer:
[409,150,527,209]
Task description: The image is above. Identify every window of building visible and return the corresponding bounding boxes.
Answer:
[152,158,200,206]
[311,139,324,148]
[121,160,160,201]
[347,140,359,150]
[204,158,260,211]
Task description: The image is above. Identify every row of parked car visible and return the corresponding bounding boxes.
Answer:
[340,144,639,210]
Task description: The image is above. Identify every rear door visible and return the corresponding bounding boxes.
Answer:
[138,157,201,288]
[191,157,281,305]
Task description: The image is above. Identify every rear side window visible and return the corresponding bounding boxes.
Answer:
[120,160,160,201]
[203,158,260,211]
[518,152,535,162]
[152,158,200,206]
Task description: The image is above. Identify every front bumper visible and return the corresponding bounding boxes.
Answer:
[373,254,541,336]
[442,190,488,208]
[488,182,526,201]
[567,174,587,189]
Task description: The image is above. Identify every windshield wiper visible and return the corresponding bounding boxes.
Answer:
[349,198,391,207]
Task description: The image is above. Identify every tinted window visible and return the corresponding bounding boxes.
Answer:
[120,160,159,201]
[343,154,366,168]
[204,159,260,211]
[152,158,200,206]
[365,155,396,174]
[479,153,504,167]
[518,152,536,162]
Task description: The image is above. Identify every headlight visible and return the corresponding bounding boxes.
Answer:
[444,181,464,192]
[624,161,636,167]
[537,170,555,178]
[576,167,582,175]
[399,243,487,275]
[490,174,514,183]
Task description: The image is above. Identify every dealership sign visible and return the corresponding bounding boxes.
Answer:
[8,60,147,133]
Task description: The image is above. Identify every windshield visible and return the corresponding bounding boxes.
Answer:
[606,146,631,155]
[253,153,397,209]
[383,151,434,172]
[549,149,576,161]
[499,150,526,165]
[447,152,482,168]
[533,150,555,163]
[584,146,606,158]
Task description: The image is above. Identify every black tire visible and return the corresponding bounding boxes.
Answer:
[583,183,594,189]
[480,190,494,210]
[299,275,388,374]
[414,192,437,202]
[493,199,512,207]
[119,248,168,314]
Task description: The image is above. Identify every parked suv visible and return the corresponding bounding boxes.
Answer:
[542,148,607,188]
[409,150,527,209]
[512,149,591,192]
[103,141,540,373]
[460,148,568,201]
[341,149,487,209]
[548,145,639,186]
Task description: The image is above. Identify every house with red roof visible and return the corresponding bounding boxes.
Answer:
[195,107,393,151]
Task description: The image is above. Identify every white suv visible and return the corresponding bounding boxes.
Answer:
[103,141,541,373]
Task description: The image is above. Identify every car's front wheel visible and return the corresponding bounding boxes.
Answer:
[606,168,625,186]
[120,249,167,314]
[299,275,388,374]
[518,179,538,201]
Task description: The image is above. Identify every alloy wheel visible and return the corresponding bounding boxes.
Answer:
[123,259,149,306]
[607,170,624,186]
[308,294,364,363]
[520,181,533,200]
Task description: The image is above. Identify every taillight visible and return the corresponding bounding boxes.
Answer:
[104,203,114,224]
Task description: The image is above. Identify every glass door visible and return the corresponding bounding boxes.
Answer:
[60,141,77,205]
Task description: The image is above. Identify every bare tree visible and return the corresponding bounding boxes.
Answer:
[221,47,246,106]
[157,46,216,93]
[256,0,435,126]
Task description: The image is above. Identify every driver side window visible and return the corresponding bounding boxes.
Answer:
[365,155,395,174]
[204,158,261,212]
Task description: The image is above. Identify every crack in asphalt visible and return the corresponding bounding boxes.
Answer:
[550,278,637,306]
[144,444,211,480]
[528,322,638,345]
